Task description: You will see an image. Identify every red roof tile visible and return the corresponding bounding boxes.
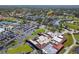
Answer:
[53,43,64,50]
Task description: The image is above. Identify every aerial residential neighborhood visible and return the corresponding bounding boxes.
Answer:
[0,5,79,54]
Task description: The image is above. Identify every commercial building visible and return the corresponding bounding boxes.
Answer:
[29,32,66,54]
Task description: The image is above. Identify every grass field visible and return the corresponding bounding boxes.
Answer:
[64,33,73,47]
[74,34,79,40]
[66,23,79,30]
[7,44,33,54]
[32,28,45,36]
[59,33,74,53]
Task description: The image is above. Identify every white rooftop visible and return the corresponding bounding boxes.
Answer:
[42,43,58,54]
[37,35,51,44]
[33,32,64,45]
[58,35,63,38]
[53,36,62,43]
[38,36,47,41]
[47,32,54,37]
[0,28,5,32]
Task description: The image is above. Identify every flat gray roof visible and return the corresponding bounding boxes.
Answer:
[43,43,58,54]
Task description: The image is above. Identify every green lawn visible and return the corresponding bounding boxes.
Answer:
[26,35,37,40]
[74,34,79,40]
[64,33,73,47]
[7,44,33,54]
[23,28,45,41]
[32,28,45,36]
[66,23,79,30]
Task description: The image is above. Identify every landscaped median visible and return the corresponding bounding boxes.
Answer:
[7,44,33,54]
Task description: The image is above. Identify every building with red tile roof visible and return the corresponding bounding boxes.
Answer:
[53,43,64,50]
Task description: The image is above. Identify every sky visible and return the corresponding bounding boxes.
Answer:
[0,5,79,9]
